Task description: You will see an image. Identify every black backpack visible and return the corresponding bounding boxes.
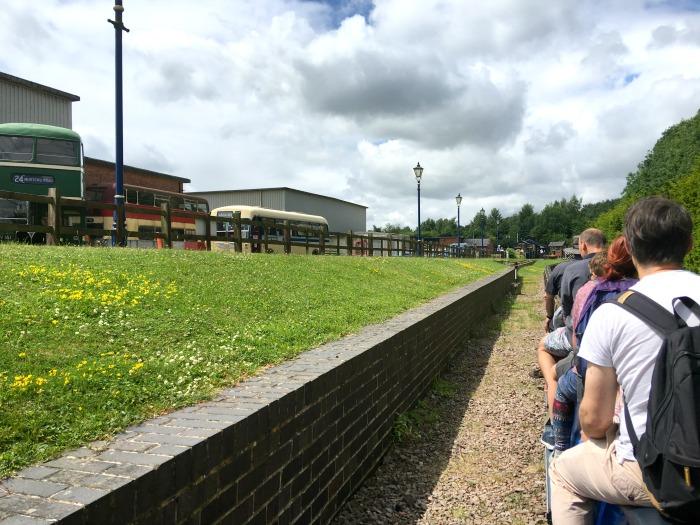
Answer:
[613,290,700,523]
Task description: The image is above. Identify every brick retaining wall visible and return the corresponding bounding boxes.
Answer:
[0,266,516,525]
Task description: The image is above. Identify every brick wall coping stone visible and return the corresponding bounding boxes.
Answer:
[0,265,516,525]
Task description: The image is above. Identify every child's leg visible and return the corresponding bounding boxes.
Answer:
[551,369,578,451]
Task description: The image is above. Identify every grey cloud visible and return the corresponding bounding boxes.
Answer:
[141,59,221,103]
[0,7,56,59]
[82,135,111,162]
[298,51,456,116]
[298,52,525,149]
[371,0,586,60]
[367,84,525,149]
[650,25,680,47]
[130,143,175,174]
[582,31,628,66]
[524,121,577,154]
[649,23,700,48]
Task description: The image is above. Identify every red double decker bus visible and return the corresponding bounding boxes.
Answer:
[85,183,209,249]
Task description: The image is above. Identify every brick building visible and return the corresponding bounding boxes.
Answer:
[84,157,189,193]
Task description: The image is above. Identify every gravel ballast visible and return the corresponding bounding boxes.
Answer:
[333,265,548,524]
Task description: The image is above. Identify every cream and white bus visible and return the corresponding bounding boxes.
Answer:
[211,205,329,254]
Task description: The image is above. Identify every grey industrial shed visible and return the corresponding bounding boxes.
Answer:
[0,72,79,128]
[187,187,367,233]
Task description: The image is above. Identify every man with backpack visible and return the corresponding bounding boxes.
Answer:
[550,197,700,524]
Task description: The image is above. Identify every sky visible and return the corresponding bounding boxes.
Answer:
[2,0,700,229]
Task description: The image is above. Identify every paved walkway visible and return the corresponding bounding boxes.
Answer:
[334,263,548,524]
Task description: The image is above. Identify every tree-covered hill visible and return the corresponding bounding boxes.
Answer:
[595,109,700,272]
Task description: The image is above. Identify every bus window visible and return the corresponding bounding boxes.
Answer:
[154,194,169,208]
[171,196,185,210]
[139,191,155,207]
[126,188,138,204]
[35,138,79,166]
[138,225,161,234]
[0,136,33,162]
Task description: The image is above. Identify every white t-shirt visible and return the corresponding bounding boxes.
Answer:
[578,270,700,463]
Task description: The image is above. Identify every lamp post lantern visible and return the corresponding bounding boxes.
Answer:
[455,193,462,256]
[480,207,485,257]
[413,162,423,256]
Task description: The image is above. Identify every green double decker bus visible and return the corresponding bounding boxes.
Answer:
[0,123,84,243]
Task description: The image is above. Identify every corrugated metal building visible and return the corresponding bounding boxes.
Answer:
[187,187,367,232]
[0,72,79,128]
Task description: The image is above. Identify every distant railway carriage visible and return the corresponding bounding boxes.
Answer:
[0,123,84,243]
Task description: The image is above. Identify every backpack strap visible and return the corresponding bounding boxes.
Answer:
[613,290,678,453]
[613,290,678,338]
[671,296,700,327]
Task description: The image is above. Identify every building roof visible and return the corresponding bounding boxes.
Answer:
[549,240,566,248]
[519,239,545,248]
[0,123,80,141]
[84,157,191,184]
[187,187,367,209]
[0,72,80,102]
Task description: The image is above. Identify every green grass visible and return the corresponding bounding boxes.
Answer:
[0,245,505,477]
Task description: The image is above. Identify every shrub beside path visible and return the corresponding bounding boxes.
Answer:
[334,262,549,524]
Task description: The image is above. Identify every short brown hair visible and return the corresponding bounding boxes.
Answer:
[589,252,608,278]
[624,197,692,266]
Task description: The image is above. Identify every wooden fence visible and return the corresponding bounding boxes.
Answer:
[0,188,483,258]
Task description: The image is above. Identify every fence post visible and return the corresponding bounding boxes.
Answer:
[387,235,392,257]
[234,212,242,253]
[305,228,309,255]
[47,188,61,245]
[336,233,340,256]
[205,214,212,251]
[160,201,172,248]
[263,222,269,253]
[347,230,353,256]
[319,227,325,255]
[283,220,291,254]
[369,233,374,257]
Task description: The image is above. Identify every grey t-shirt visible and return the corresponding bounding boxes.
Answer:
[545,260,574,296]
[559,253,595,317]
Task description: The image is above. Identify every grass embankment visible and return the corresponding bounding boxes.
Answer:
[0,245,505,478]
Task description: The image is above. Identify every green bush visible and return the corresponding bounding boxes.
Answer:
[670,162,700,273]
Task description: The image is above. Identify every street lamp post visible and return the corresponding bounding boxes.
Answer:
[413,162,423,256]
[480,207,485,257]
[109,1,129,247]
[496,217,500,253]
[455,193,462,257]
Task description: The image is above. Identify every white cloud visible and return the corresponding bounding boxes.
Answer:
[1,0,699,230]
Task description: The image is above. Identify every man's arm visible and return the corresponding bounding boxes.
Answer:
[543,293,555,332]
[579,363,618,439]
